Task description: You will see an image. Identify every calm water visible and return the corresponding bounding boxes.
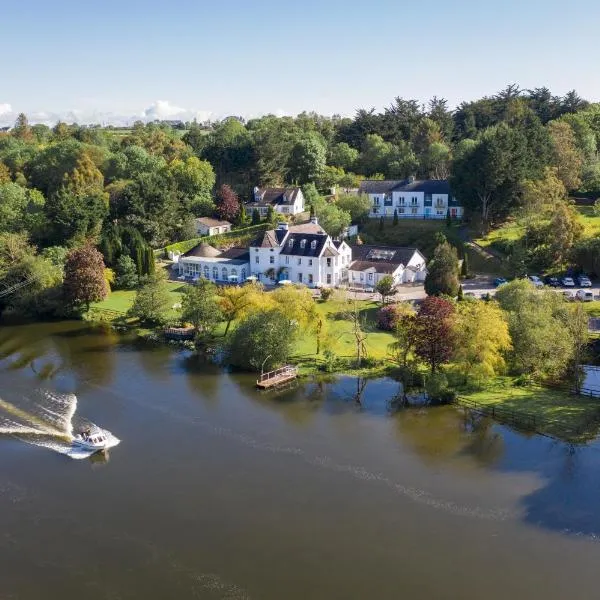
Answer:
[2,322,600,599]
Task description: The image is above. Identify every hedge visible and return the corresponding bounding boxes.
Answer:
[164,223,270,255]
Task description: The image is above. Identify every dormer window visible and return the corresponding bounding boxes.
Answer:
[288,238,294,248]
[300,239,306,249]
[311,240,317,250]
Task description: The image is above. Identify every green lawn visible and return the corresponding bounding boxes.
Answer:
[292,300,395,368]
[460,377,600,442]
[475,206,600,255]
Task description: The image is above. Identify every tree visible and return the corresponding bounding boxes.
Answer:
[344,301,368,367]
[410,296,456,373]
[12,113,33,142]
[128,271,172,325]
[495,279,575,379]
[63,245,108,311]
[452,300,511,385]
[461,253,469,278]
[548,202,583,267]
[393,208,399,225]
[0,162,11,184]
[219,282,262,335]
[251,208,261,225]
[215,184,240,222]
[335,194,371,225]
[547,120,583,191]
[228,309,296,371]
[311,200,351,237]
[266,204,276,224]
[424,241,460,297]
[114,255,139,290]
[287,133,327,184]
[271,284,316,329]
[0,183,45,233]
[329,142,359,171]
[168,156,215,205]
[181,279,222,337]
[389,312,416,369]
[376,275,396,303]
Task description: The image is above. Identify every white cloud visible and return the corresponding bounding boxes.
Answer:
[0,103,12,116]
[143,100,187,120]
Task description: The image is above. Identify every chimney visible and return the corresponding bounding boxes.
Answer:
[253,186,261,202]
[277,222,289,231]
[310,216,318,225]
[407,175,416,183]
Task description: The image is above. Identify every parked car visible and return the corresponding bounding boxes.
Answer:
[493,277,508,287]
[561,276,575,287]
[577,275,592,287]
[528,275,544,288]
[562,291,575,301]
[576,289,594,302]
[544,276,560,287]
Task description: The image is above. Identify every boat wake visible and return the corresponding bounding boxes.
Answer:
[0,389,119,460]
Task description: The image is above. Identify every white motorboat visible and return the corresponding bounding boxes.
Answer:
[72,426,116,452]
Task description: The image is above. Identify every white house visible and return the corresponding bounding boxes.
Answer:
[359,178,463,220]
[177,243,250,283]
[347,245,427,290]
[249,217,351,287]
[195,217,232,237]
[246,186,305,217]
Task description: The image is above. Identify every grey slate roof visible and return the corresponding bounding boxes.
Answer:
[279,233,329,257]
[359,180,404,194]
[249,187,301,206]
[219,247,250,261]
[359,178,452,195]
[195,217,231,228]
[349,244,423,273]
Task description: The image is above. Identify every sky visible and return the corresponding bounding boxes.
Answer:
[1,0,599,126]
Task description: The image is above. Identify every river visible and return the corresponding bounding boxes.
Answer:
[2,321,600,599]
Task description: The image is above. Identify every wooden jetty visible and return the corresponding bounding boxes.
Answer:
[256,365,298,389]
[163,326,195,340]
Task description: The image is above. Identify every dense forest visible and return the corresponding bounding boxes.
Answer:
[1,84,600,317]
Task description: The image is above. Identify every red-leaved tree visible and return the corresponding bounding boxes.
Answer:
[216,184,241,222]
[63,244,108,311]
[411,296,455,373]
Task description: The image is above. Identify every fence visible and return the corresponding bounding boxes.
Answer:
[454,396,539,432]
[257,365,298,383]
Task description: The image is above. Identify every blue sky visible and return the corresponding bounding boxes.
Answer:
[1,0,599,125]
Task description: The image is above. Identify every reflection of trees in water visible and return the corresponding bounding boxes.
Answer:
[393,406,505,467]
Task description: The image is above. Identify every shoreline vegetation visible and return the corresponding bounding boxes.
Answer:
[85,280,600,444]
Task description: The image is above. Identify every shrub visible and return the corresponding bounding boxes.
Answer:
[320,287,333,301]
[377,304,401,330]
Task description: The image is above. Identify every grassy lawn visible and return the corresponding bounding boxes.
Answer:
[292,300,395,370]
[474,206,600,256]
[460,377,600,442]
[89,281,185,319]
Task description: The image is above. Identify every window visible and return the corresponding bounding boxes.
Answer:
[298,273,303,282]
[297,258,301,265]
[311,240,317,250]
[269,256,275,264]
[285,256,289,264]
[399,207,405,214]
[241,268,246,280]
[373,206,379,214]
[288,238,294,248]
[231,268,237,279]
[213,267,218,279]
[281,207,288,213]
[360,273,364,281]
[255,256,259,264]
[308,259,313,266]
[373,196,380,205]
[222,267,228,280]
[384,194,392,207]
[398,196,405,206]
[326,258,332,267]
[411,196,418,205]
[300,239,306,249]
[204,266,209,278]
[368,273,373,281]
[411,207,418,214]
[326,274,332,284]
[308,274,313,284]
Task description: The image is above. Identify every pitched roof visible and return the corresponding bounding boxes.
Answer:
[219,247,249,260]
[359,178,451,195]
[183,242,221,258]
[195,217,231,228]
[359,180,404,194]
[279,233,329,257]
[251,221,328,249]
[349,244,422,273]
[249,187,301,206]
